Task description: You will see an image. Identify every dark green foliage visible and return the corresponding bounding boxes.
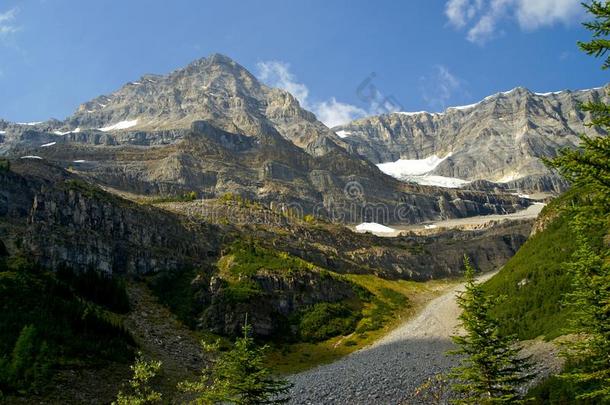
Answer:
[527,364,602,405]
[0,325,52,392]
[148,268,202,328]
[180,324,292,404]
[223,279,263,304]
[0,258,134,394]
[57,266,130,314]
[356,288,410,334]
[297,303,361,342]
[223,240,315,278]
[578,1,610,70]
[483,191,579,340]
[540,3,610,401]
[0,159,9,172]
[449,257,533,404]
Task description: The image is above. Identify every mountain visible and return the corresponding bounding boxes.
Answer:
[0,54,527,224]
[334,86,608,193]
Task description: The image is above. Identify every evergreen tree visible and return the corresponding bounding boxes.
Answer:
[449,257,532,404]
[543,1,610,402]
[179,323,292,405]
[114,353,162,405]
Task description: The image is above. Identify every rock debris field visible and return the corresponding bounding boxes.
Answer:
[287,272,498,405]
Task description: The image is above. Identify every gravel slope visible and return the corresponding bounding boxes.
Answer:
[288,272,498,405]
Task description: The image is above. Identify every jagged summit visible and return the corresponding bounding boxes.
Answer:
[50,52,348,154]
[333,85,608,192]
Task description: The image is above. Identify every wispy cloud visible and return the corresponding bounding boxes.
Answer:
[420,65,465,111]
[256,61,368,128]
[445,0,583,45]
[0,7,20,38]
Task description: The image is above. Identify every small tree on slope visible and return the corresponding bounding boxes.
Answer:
[114,353,162,405]
[179,322,292,405]
[449,257,533,404]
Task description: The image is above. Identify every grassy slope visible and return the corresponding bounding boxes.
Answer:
[484,186,609,341]
[483,191,577,340]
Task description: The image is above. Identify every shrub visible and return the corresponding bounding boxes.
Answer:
[298,302,360,342]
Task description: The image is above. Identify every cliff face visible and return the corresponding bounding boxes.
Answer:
[335,87,607,192]
[199,269,360,337]
[0,160,219,275]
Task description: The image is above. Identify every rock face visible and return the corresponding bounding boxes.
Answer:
[0,160,218,274]
[0,54,529,224]
[200,269,359,337]
[334,87,608,192]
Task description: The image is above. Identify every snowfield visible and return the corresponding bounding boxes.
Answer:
[99,119,138,132]
[355,222,396,234]
[335,130,351,138]
[41,142,56,147]
[54,128,81,135]
[20,156,42,159]
[376,154,470,188]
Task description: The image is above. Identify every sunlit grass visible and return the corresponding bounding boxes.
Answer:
[266,275,457,374]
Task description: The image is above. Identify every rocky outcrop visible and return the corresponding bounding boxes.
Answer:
[335,86,608,192]
[200,269,359,337]
[0,160,219,274]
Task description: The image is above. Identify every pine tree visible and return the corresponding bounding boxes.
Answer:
[449,257,532,404]
[114,353,162,405]
[179,323,292,405]
[542,1,610,402]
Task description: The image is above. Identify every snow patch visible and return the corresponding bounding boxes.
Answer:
[377,154,470,188]
[377,154,451,177]
[405,175,470,188]
[17,122,42,126]
[21,155,42,159]
[99,120,138,132]
[0,131,5,134]
[398,111,432,116]
[355,222,396,234]
[335,130,351,138]
[41,142,56,147]
[448,102,480,111]
[73,160,86,163]
[534,91,563,96]
[53,127,80,135]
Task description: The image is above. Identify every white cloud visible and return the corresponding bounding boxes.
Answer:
[516,0,583,30]
[0,7,19,38]
[314,98,367,128]
[420,65,465,111]
[257,61,309,106]
[445,0,583,44]
[445,0,483,28]
[256,60,369,128]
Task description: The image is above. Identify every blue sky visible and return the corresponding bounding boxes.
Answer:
[0,0,606,126]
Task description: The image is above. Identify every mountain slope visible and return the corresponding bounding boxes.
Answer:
[334,86,608,192]
[0,54,528,224]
